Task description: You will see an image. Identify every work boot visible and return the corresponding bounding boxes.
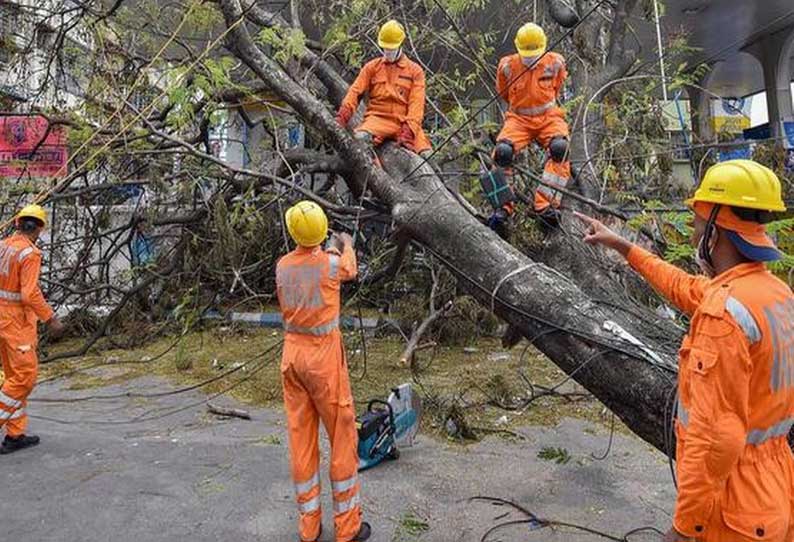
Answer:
[535,207,561,232]
[501,325,524,349]
[487,208,510,240]
[1,434,40,455]
[350,522,371,541]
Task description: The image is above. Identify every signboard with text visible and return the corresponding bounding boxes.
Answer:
[711,98,751,134]
[0,115,68,178]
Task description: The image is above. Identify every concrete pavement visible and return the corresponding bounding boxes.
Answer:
[1,373,675,541]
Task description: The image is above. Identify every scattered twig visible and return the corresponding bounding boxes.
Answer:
[207,403,252,420]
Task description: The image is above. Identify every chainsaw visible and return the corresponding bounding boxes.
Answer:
[356,383,421,471]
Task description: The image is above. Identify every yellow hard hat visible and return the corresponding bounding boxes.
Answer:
[15,204,47,227]
[285,201,328,247]
[378,20,406,49]
[514,23,547,58]
[686,159,786,212]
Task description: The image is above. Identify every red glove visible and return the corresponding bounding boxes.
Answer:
[397,122,414,147]
[336,105,354,128]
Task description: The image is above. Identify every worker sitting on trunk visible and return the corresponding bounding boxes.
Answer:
[0,204,64,455]
[577,160,794,542]
[276,201,370,542]
[481,23,571,238]
[335,20,432,157]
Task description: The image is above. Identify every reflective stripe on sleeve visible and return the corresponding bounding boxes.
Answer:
[331,474,357,494]
[17,247,34,262]
[0,289,21,302]
[333,493,360,514]
[294,472,320,496]
[329,255,340,280]
[284,317,339,336]
[725,297,761,344]
[297,495,321,514]
[0,390,22,409]
[746,418,794,445]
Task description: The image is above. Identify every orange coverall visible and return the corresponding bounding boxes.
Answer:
[276,243,361,542]
[496,52,570,211]
[0,233,54,437]
[628,246,794,541]
[340,55,432,153]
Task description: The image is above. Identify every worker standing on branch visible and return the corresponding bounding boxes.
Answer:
[335,20,432,157]
[481,23,571,238]
[276,201,370,542]
[0,204,63,455]
[577,160,794,542]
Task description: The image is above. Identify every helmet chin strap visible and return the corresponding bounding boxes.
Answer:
[699,204,721,269]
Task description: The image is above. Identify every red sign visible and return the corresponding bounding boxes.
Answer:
[0,116,68,178]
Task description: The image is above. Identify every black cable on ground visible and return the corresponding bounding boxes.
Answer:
[469,496,665,542]
[30,346,280,426]
[32,339,284,404]
[591,411,616,461]
[36,332,184,385]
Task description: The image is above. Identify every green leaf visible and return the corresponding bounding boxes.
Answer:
[538,446,571,464]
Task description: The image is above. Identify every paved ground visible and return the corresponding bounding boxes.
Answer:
[2,373,676,542]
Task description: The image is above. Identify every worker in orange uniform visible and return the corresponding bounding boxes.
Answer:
[481,23,570,238]
[335,20,432,157]
[576,159,794,542]
[0,204,64,455]
[276,200,370,542]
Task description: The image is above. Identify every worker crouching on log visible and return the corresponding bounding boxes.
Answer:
[481,23,571,238]
[0,205,64,455]
[578,160,794,542]
[276,201,370,542]
[335,20,432,158]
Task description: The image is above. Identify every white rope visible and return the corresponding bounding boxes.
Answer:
[491,263,540,313]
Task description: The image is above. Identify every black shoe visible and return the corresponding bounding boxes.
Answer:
[1,434,40,455]
[535,207,561,231]
[487,209,511,240]
[501,325,524,349]
[350,522,371,541]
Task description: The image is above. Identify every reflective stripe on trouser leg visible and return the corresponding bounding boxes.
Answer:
[294,471,322,524]
[535,161,570,211]
[0,407,24,421]
[0,390,22,409]
[334,493,360,514]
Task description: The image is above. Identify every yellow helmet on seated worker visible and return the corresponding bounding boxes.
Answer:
[687,159,786,212]
[16,204,47,227]
[514,23,547,58]
[285,201,328,247]
[378,20,406,49]
[687,160,787,262]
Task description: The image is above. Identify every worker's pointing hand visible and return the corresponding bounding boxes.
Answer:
[574,211,613,245]
[573,211,632,257]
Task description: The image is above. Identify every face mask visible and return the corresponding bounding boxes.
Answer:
[694,228,717,277]
[522,55,540,67]
[383,48,401,63]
